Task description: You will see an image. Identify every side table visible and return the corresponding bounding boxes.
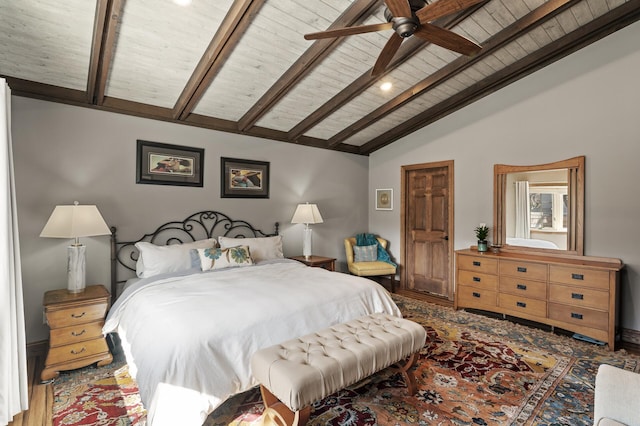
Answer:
[288,255,336,272]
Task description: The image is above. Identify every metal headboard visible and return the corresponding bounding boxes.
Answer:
[110,210,279,299]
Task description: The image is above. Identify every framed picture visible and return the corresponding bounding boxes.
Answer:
[376,189,393,210]
[136,140,204,187]
[221,157,270,198]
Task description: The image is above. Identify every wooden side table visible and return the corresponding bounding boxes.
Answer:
[288,255,336,272]
[41,284,113,382]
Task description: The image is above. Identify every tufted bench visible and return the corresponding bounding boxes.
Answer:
[250,313,427,426]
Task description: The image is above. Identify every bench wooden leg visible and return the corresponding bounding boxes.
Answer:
[260,385,311,426]
[398,353,419,395]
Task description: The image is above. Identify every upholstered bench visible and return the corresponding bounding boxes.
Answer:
[250,313,427,426]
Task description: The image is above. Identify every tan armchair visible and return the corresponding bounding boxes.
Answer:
[594,364,640,426]
[344,237,396,292]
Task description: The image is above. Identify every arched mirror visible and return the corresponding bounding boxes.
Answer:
[493,156,584,255]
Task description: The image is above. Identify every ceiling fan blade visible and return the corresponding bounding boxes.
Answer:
[304,22,393,40]
[416,0,486,23]
[371,33,404,76]
[385,0,412,17]
[414,23,481,56]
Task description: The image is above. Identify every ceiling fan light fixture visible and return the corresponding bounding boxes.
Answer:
[380,82,393,91]
[392,17,419,38]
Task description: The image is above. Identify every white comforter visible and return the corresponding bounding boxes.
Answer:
[103,260,400,426]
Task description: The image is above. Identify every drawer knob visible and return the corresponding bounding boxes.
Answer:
[71,312,86,319]
[473,261,481,266]
[473,276,481,282]
[517,266,527,273]
[516,301,527,308]
[71,329,86,337]
[571,273,584,280]
[70,347,86,355]
[571,293,584,300]
[472,292,481,298]
[516,284,527,290]
[571,312,583,320]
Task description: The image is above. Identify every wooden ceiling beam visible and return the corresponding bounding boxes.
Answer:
[5,77,87,104]
[236,0,381,132]
[287,2,487,142]
[172,0,265,121]
[88,0,124,106]
[327,0,580,147]
[359,0,640,154]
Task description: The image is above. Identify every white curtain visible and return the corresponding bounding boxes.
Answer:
[0,79,28,425]
[514,181,530,239]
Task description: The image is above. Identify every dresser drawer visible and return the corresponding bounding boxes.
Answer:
[457,255,498,274]
[458,270,498,290]
[45,337,110,366]
[548,284,609,311]
[49,321,105,347]
[500,260,547,281]
[457,286,497,309]
[499,276,547,300]
[548,303,609,331]
[46,302,109,328]
[498,293,546,317]
[549,266,610,290]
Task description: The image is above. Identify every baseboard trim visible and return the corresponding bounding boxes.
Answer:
[622,327,640,345]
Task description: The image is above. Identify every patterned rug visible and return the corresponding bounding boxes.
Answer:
[52,295,640,425]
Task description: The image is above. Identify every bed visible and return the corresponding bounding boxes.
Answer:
[103,210,401,426]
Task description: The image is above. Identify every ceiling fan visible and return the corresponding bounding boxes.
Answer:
[304,0,484,76]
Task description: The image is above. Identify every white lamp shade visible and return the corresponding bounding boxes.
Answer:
[40,203,111,239]
[291,203,323,225]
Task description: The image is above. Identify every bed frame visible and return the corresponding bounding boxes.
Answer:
[110,210,279,299]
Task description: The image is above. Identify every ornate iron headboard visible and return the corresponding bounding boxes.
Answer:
[110,210,279,299]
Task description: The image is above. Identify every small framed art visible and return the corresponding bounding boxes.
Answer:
[136,140,204,187]
[221,157,270,198]
[376,188,393,210]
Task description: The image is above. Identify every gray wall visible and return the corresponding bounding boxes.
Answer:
[369,21,640,331]
[11,98,369,342]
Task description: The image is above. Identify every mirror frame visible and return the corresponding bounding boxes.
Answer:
[493,156,585,256]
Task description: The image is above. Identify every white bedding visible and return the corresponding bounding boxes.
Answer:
[103,259,401,426]
[506,237,559,249]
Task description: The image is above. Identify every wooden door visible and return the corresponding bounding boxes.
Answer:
[401,161,454,300]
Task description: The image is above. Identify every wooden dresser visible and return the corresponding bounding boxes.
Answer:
[41,285,113,381]
[455,249,623,350]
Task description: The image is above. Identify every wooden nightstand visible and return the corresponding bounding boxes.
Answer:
[288,255,336,271]
[41,285,113,382]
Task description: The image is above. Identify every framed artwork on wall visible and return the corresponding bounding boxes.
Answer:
[221,157,270,198]
[136,140,204,187]
[376,188,393,210]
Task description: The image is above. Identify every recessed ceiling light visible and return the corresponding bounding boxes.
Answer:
[380,82,392,92]
[173,0,192,6]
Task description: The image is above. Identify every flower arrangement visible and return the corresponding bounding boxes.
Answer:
[474,223,489,241]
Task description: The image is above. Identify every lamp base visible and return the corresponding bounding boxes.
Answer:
[67,244,86,293]
[302,227,312,259]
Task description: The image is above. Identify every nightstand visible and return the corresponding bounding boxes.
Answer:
[288,255,336,271]
[41,284,113,382]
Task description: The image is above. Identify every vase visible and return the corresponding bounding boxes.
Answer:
[477,240,488,252]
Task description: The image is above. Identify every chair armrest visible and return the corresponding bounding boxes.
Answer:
[594,364,640,426]
[344,238,355,264]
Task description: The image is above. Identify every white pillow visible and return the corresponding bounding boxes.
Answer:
[218,235,283,263]
[197,246,253,271]
[135,238,217,278]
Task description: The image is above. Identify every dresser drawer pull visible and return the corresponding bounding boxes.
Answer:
[571,313,583,320]
[473,276,481,282]
[70,347,86,355]
[71,312,86,319]
[516,301,526,308]
[516,284,527,290]
[472,292,481,298]
[71,329,86,337]
[571,273,584,280]
[473,261,481,266]
[571,293,584,300]
[517,266,527,273]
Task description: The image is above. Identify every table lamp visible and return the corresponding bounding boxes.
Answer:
[291,202,323,259]
[40,201,111,293]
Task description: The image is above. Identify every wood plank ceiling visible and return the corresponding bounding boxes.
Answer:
[1,0,639,155]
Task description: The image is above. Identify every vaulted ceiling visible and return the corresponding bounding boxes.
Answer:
[1,0,638,155]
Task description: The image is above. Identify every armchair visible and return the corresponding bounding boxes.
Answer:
[594,364,640,426]
[344,237,396,292]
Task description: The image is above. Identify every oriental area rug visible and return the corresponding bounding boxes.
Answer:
[52,295,640,425]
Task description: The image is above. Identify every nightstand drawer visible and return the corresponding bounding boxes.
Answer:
[457,255,498,274]
[47,302,109,328]
[458,270,498,290]
[46,338,109,366]
[500,260,547,281]
[49,321,105,347]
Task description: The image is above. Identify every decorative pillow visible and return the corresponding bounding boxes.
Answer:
[135,238,217,278]
[218,235,283,263]
[197,246,253,271]
[353,244,378,262]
